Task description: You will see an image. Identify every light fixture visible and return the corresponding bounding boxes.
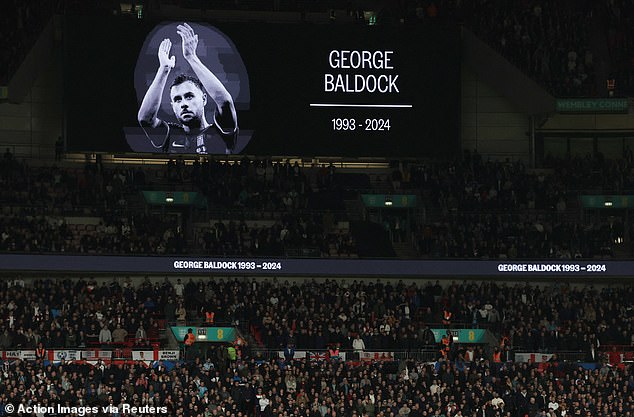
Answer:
[604,200,613,207]
[384,195,393,206]
[165,192,174,203]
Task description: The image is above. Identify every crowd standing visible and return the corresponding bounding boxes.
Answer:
[0,354,631,417]
[0,276,631,417]
[0,277,630,358]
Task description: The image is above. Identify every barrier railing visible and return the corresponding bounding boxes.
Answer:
[512,350,587,362]
[250,348,441,362]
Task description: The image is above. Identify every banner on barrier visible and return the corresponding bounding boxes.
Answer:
[359,352,394,361]
[131,351,154,361]
[158,350,180,361]
[4,351,21,359]
[82,350,113,360]
[51,350,79,361]
[277,351,307,360]
[515,353,554,363]
[276,351,346,361]
[2,350,35,360]
[22,351,36,360]
[309,352,328,361]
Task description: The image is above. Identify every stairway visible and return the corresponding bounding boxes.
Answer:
[344,198,364,222]
[165,325,179,349]
[392,242,419,259]
[238,320,263,349]
[350,221,396,258]
[126,192,147,212]
[613,243,633,259]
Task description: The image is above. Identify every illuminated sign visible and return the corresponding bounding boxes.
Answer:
[171,326,236,342]
[0,254,624,276]
[556,98,628,113]
[430,329,486,343]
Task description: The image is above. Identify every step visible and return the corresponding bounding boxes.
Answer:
[392,242,419,259]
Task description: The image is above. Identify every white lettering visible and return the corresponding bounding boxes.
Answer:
[328,50,340,69]
[328,50,395,70]
[324,73,334,92]
[324,74,399,93]
[388,74,399,92]
[121,404,168,414]
[497,264,528,272]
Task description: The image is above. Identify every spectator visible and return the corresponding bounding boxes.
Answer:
[352,334,366,355]
[112,324,128,344]
[99,325,112,344]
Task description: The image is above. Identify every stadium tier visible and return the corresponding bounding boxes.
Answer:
[0,1,633,417]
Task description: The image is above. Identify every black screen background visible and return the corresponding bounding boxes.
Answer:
[64,17,460,158]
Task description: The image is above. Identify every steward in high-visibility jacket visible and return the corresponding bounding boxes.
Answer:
[184,328,196,346]
[492,348,502,363]
[439,335,450,359]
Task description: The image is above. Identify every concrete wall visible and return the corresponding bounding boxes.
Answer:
[0,46,62,160]
[541,111,634,131]
[461,66,531,161]
[0,17,63,158]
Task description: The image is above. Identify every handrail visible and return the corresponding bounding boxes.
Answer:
[421,208,582,218]
[250,348,440,362]
[85,338,161,349]
[195,208,351,220]
[599,344,634,351]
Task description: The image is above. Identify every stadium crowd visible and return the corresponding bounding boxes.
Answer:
[0,0,620,99]
[605,0,634,96]
[0,276,631,358]
[0,353,631,417]
[0,154,355,257]
[245,279,632,358]
[0,277,165,351]
[0,276,631,417]
[3,151,634,259]
[0,154,143,216]
[194,214,355,258]
[401,152,631,259]
[461,0,596,97]
[2,1,633,416]
[413,212,619,259]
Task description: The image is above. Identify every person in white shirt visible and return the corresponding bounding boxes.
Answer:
[465,346,475,362]
[491,394,504,409]
[174,279,184,297]
[258,393,270,412]
[352,335,366,356]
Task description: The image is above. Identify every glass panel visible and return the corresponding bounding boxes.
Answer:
[597,138,623,160]
[543,137,568,158]
[569,137,594,158]
[623,137,634,157]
